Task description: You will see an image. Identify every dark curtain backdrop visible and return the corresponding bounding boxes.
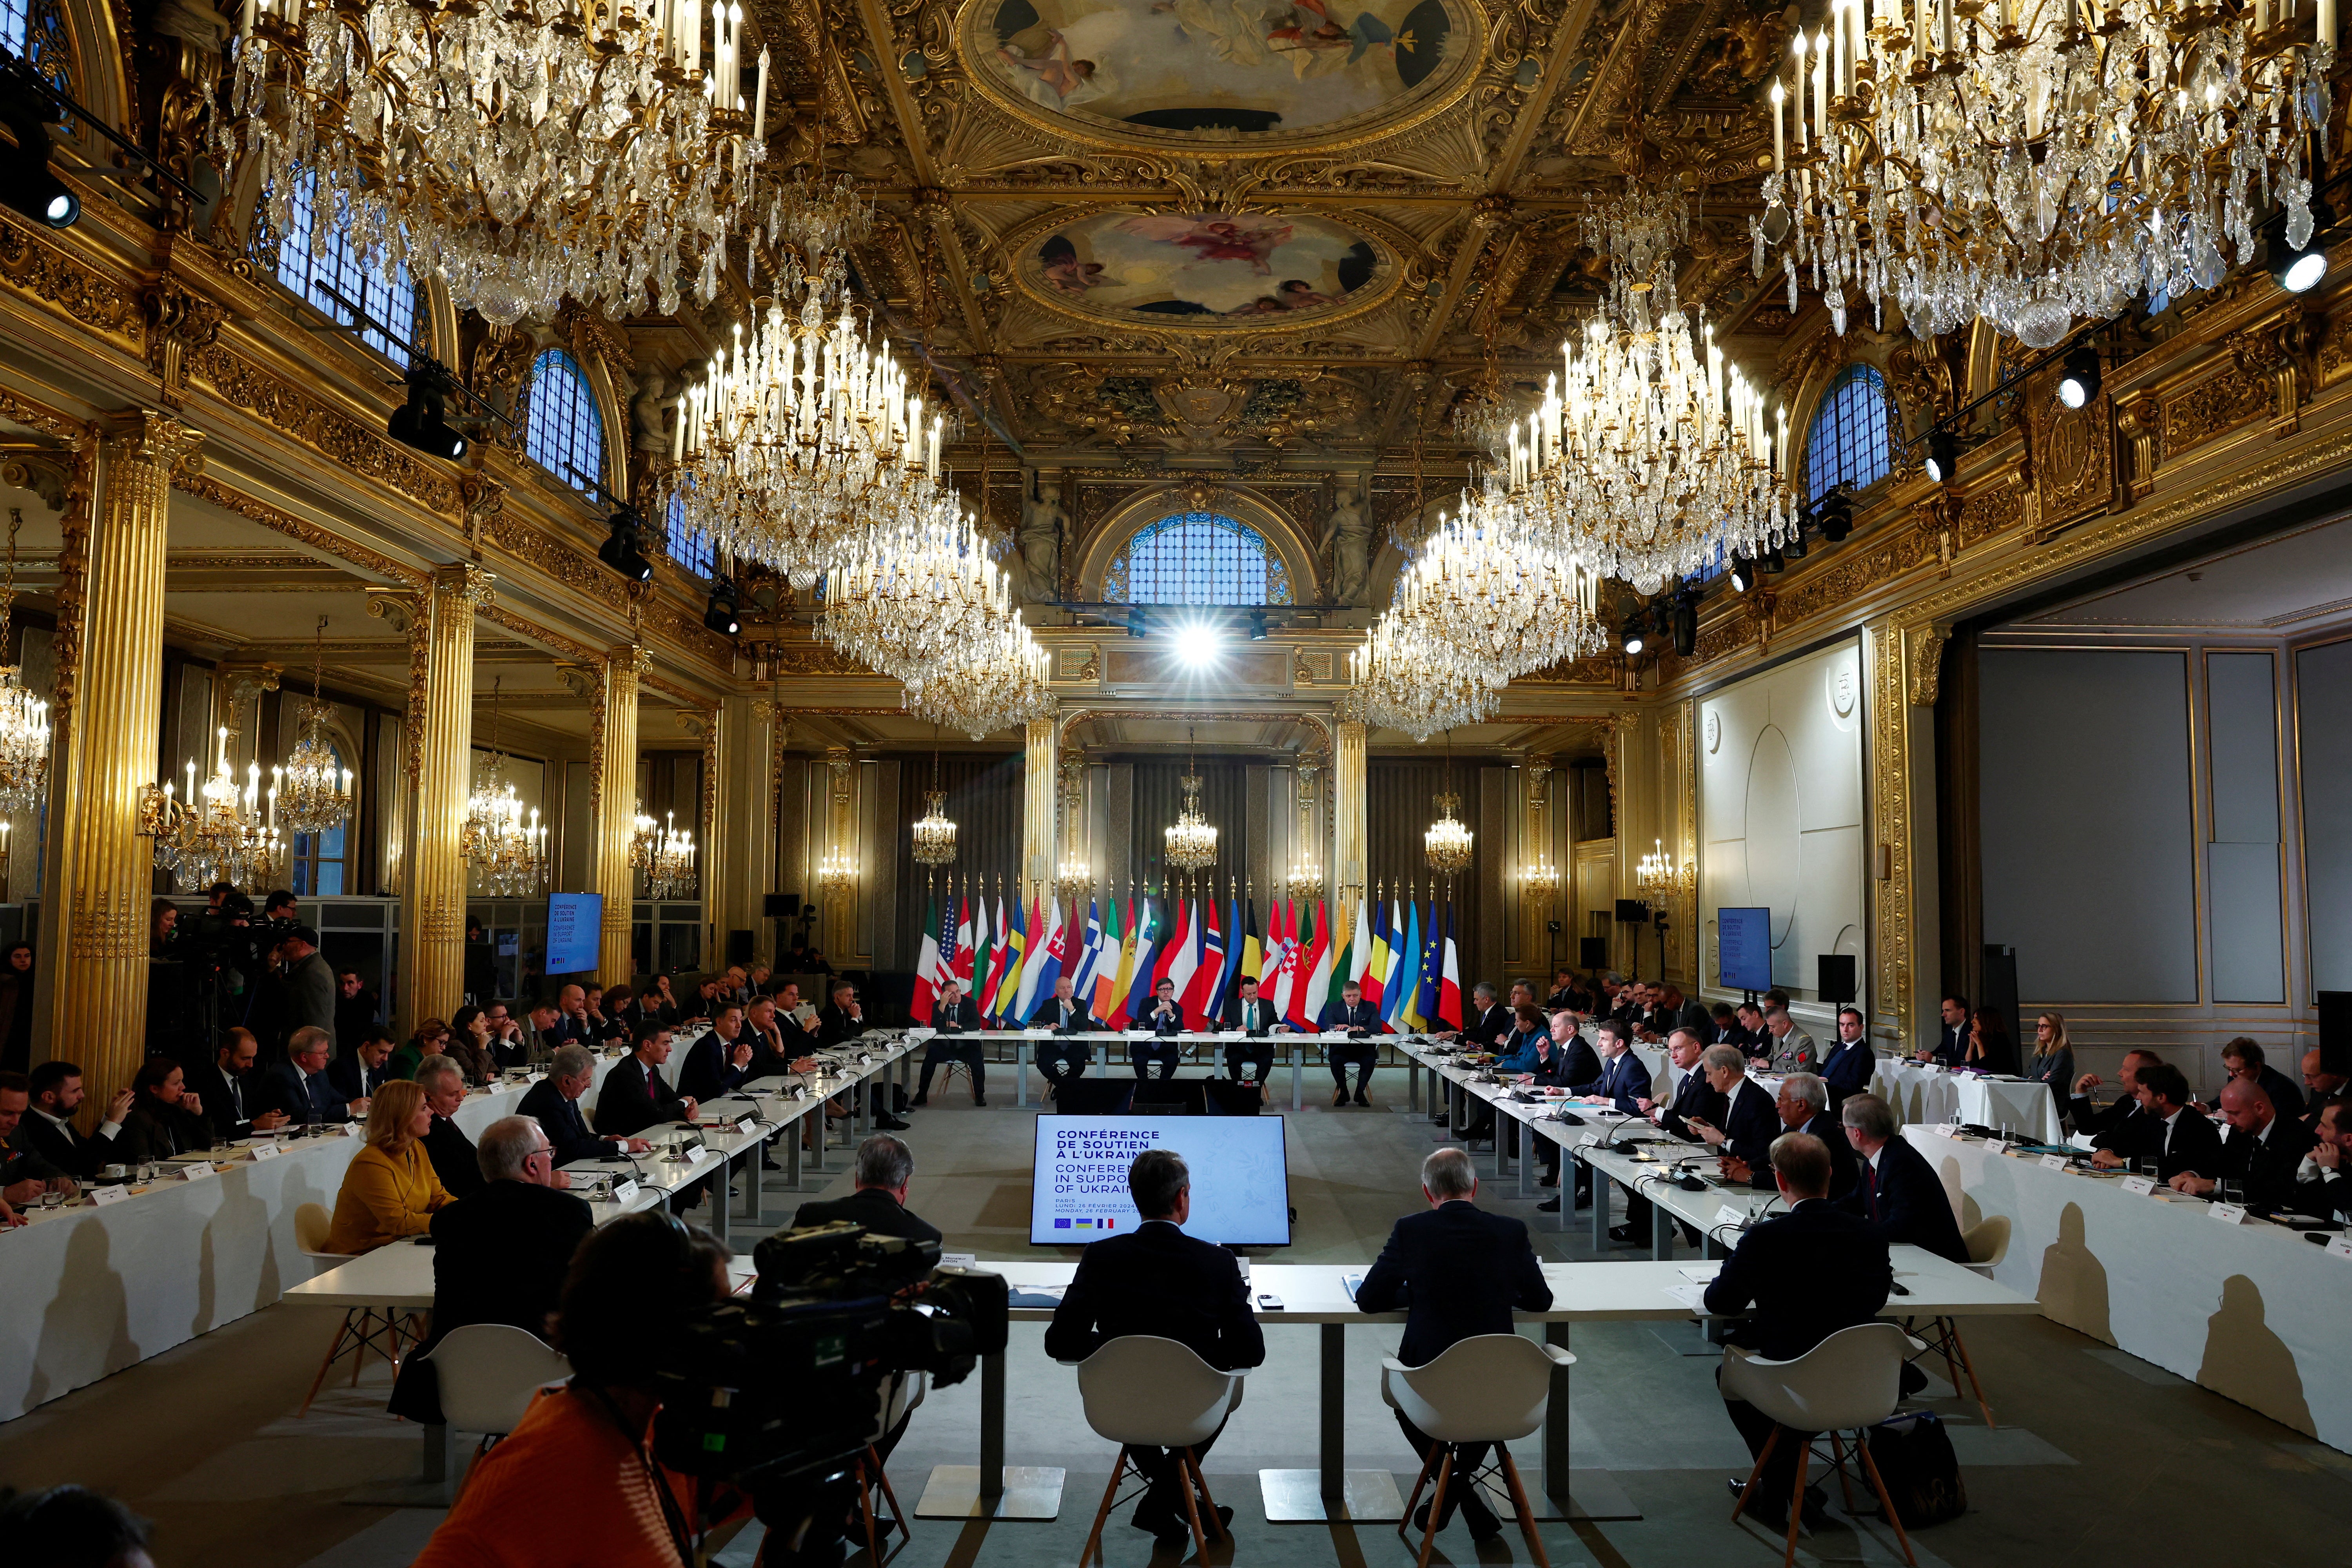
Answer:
[891,751,1025,969]
[1366,758,1489,988]
[1128,757,1255,903]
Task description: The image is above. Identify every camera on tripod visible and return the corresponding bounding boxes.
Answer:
[651,1222,1009,1511]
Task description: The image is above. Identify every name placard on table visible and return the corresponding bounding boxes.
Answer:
[2119,1174,2159,1197]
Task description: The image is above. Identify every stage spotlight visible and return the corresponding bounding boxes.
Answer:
[1815,490,1854,543]
[1669,591,1698,657]
[1174,618,1220,668]
[0,106,77,229]
[1621,614,1647,657]
[596,504,654,583]
[702,577,742,637]
[1729,556,1756,593]
[1760,547,1786,575]
[1923,428,1959,485]
[1126,604,1147,639]
[1247,609,1268,640]
[2267,200,2333,294]
[387,368,468,460]
[2056,345,2102,410]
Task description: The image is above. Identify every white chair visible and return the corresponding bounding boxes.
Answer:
[1066,1336,1249,1566]
[1380,1333,1574,1568]
[1909,1217,2008,1427]
[416,1324,572,1490]
[294,1202,416,1416]
[849,1371,927,1562]
[1720,1322,1925,1568]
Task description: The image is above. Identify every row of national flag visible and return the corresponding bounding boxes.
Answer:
[911,889,1463,1034]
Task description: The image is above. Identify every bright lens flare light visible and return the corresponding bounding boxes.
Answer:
[1174,621,1221,669]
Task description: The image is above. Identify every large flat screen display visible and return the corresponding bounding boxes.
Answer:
[1717,905,1774,993]
[545,893,603,976]
[1030,1116,1291,1247]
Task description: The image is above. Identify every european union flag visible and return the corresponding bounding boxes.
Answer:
[1055,1218,1072,1229]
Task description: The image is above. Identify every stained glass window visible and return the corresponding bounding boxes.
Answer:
[524,350,606,498]
[2,0,71,91]
[269,176,416,366]
[1104,512,1291,606]
[1805,364,1895,504]
[667,493,715,578]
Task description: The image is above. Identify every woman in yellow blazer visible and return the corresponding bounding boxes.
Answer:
[325,1079,454,1254]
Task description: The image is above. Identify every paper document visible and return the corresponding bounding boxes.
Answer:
[1005,1285,1068,1308]
[1342,1272,1365,1301]
[1676,1263,1723,1281]
[1663,1281,1711,1311]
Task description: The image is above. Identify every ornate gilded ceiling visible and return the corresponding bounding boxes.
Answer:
[749,0,1804,464]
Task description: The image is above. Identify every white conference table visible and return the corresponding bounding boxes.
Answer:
[914,1249,2036,1528]
[1904,1125,2352,1452]
[1864,1060,2065,1145]
[902,1027,1385,1112]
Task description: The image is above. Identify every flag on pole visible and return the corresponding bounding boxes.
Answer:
[1066,898,1102,1002]
[1182,899,1226,1028]
[996,897,1031,1025]
[1322,898,1351,1022]
[1023,895,1067,1020]
[1303,901,1336,1029]
[911,894,944,1025]
[1268,899,1297,1023]
[1346,896,1370,1005]
[951,896,976,988]
[1095,896,1131,1024]
[1118,897,1161,1028]
[1161,898,1200,1020]
[1415,901,1444,1031]
[1437,904,1464,1030]
[1207,893,1243,1024]
[1239,898,1263,987]
[1281,900,1318,1030]
[1364,899,1391,1010]
[1388,900,1422,1031]
[1013,895,1054,1023]
[979,896,1014,1024]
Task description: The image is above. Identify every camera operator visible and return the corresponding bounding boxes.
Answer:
[414,1211,747,1568]
[272,922,336,1059]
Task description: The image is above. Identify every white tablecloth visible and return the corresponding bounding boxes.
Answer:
[1874,1059,2065,1144]
[0,1059,619,1422]
[1906,1127,2352,1451]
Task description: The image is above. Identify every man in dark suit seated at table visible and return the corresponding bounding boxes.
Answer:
[1320,980,1382,1107]
[2292,1097,2352,1221]
[1621,1028,1720,1244]
[1045,1149,1263,1548]
[789,1132,942,1244]
[1356,1146,1552,1542]
[388,1114,595,1425]
[1033,975,1105,1097]
[327,1025,397,1107]
[19,1062,137,1178]
[519,1044,652,1166]
[184,1029,288,1145]
[414,1056,485,1200]
[593,1024,696,1139]
[822,979,907,1130]
[1705,1131,1892,1534]
[1551,1020,1652,1223]
[2169,1078,2313,1212]
[1459,983,1514,1054]
[1130,978,1183,1083]
[1720,1073,1857,1202]
[2087,1062,2222,1183]
[2218,1038,2305,1121]
[2300,1050,2348,1136]
[1685,1044,1780,1177]
[914,980,989,1107]
[1915,993,1971,1068]
[677,1004,757,1104]
[1222,975,1279,1087]
[1816,1008,1877,1110]
[1835,1093,1968,1262]
[262,1027,364,1127]
[2070,1047,2161,1142]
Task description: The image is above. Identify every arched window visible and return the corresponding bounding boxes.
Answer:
[268,176,417,365]
[290,742,351,896]
[1804,364,1896,504]
[667,493,715,578]
[525,350,606,497]
[2,0,71,90]
[1104,512,1292,606]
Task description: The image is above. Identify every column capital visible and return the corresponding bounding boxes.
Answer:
[609,642,652,678]
[554,662,604,703]
[430,561,497,606]
[102,409,203,470]
[365,586,426,634]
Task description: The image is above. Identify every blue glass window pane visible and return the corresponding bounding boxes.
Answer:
[526,351,606,498]
[668,493,715,578]
[274,174,415,366]
[1105,512,1290,606]
[1805,365,1894,504]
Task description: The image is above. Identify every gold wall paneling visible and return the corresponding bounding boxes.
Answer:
[886,751,1028,971]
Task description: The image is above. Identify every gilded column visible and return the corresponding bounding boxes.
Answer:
[400,563,492,1031]
[687,706,727,968]
[596,644,648,981]
[1333,706,1366,911]
[1021,708,1058,900]
[45,412,201,1109]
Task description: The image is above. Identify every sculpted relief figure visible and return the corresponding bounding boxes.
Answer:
[1320,477,1371,605]
[1014,478,1065,606]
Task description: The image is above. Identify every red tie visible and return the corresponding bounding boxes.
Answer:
[1866,1162,1882,1220]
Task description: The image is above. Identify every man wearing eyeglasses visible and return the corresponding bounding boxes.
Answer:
[388,1114,594,1425]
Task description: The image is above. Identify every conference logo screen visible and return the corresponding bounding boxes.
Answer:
[1030,1116,1292,1247]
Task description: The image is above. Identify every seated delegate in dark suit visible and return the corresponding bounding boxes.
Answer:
[519,1044,648,1166]
[2071,1049,2160,1141]
[1357,1146,1553,1541]
[915,984,989,1106]
[2087,1062,2223,1182]
[2171,1079,2313,1212]
[821,981,899,1123]
[1705,1132,1892,1533]
[2293,1099,2352,1221]
[677,1012,756,1104]
[789,1132,942,1245]
[388,1114,595,1425]
[185,1031,287,1143]
[1129,981,1183,1083]
[1459,988,1514,1053]
[2218,1039,2305,1120]
[19,1062,136,1178]
[263,1031,358,1126]
[1321,985,1382,1105]
[1685,1045,1780,1173]
[1044,1151,1264,1545]
[1815,1010,1877,1108]
[1647,1031,1724,1142]
[1033,978,1105,1094]
[1222,978,1279,1083]
[591,1029,695,1140]
[1566,1025,1652,1115]
[1835,1093,1969,1262]
[116,1058,215,1164]
[327,1032,397,1107]
[1721,1074,1858,1202]
[1917,995,1970,1068]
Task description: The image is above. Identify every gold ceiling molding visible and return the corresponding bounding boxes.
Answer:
[477,509,628,612]
[477,599,602,668]
[187,341,467,519]
[171,471,430,588]
[0,384,90,445]
[0,212,143,355]
[1057,706,1335,750]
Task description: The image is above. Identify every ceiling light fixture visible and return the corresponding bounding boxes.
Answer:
[702,576,742,637]
[0,101,76,228]
[386,364,468,462]
[2057,346,2104,411]
[2268,197,2335,293]
[1922,429,1960,486]
[597,505,655,584]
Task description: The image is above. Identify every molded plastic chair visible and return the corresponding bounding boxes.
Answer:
[1720,1322,1925,1568]
[1066,1336,1249,1566]
[414,1323,571,1493]
[294,1202,416,1416]
[1905,1216,2009,1427]
[1380,1334,1574,1568]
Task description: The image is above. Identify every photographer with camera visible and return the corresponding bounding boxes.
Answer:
[271,920,336,1060]
[414,1211,746,1568]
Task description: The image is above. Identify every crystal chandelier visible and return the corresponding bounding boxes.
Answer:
[911,737,958,875]
[1388,480,1608,690]
[632,810,696,900]
[1754,0,2336,348]
[670,294,944,586]
[140,728,285,892]
[1350,615,1501,742]
[1637,837,1694,898]
[1425,793,1474,878]
[225,0,771,327]
[1163,730,1219,878]
[817,845,858,893]
[278,617,352,836]
[1283,858,1325,902]
[1519,858,1560,901]
[0,510,50,816]
[1053,854,1094,900]
[1503,183,1791,594]
[773,173,873,298]
[899,617,1053,740]
[462,678,547,895]
[819,496,1011,681]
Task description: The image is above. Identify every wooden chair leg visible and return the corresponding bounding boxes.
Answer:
[1495,1444,1550,1568]
[1175,1452,1209,1563]
[1780,1439,1811,1568]
[1945,1320,1996,1427]
[1079,1450,1127,1568]
[1857,1436,1919,1567]
[1730,1426,1778,1522]
[1184,1451,1223,1539]
[1396,1446,1437,1540]
[299,1314,355,1417]
[867,1444,907,1541]
[855,1458,881,1565]
[1827,1431,1858,1514]
[1415,1451,1454,1568]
